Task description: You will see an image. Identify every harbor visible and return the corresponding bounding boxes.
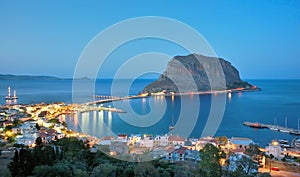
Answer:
[243,120,300,136]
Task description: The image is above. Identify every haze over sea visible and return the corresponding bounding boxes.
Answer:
[0,79,299,146]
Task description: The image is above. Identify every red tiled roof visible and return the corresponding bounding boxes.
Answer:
[176,147,187,154]
[102,136,115,140]
[169,135,185,142]
[47,129,57,136]
[39,132,48,138]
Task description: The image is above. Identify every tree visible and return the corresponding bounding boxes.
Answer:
[174,165,194,177]
[90,163,117,177]
[134,162,160,177]
[33,162,73,177]
[199,143,222,177]
[8,150,19,177]
[62,121,68,128]
[35,123,41,130]
[35,137,43,146]
[73,169,89,177]
[12,119,22,127]
[246,143,261,156]
[229,153,258,176]
[33,165,55,177]
[230,164,247,177]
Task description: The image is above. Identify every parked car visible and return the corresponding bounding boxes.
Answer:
[271,167,279,171]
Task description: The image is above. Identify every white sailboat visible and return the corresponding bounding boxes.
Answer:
[290,118,300,135]
[270,117,279,131]
[280,117,290,133]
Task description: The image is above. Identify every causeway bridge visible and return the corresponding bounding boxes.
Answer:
[75,95,147,113]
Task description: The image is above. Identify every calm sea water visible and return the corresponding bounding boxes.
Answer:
[0,79,299,146]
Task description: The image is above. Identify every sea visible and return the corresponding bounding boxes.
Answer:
[0,79,299,147]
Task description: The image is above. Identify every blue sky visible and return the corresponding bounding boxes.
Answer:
[0,0,299,79]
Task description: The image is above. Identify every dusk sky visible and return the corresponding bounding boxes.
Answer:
[0,1,299,79]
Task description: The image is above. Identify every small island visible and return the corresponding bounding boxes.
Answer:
[142,54,260,95]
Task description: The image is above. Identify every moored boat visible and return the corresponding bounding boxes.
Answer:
[290,131,300,135]
[270,127,279,131]
[278,139,288,144]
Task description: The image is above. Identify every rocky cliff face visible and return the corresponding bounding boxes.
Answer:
[142,54,254,93]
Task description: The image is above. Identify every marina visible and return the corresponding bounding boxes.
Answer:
[243,120,300,135]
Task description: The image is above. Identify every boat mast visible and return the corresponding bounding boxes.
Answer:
[285,117,287,128]
[274,117,277,127]
[298,118,299,132]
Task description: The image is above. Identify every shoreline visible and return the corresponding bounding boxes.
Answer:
[146,87,261,97]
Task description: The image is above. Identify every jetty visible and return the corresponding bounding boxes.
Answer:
[85,95,147,105]
[243,121,300,135]
[76,105,126,113]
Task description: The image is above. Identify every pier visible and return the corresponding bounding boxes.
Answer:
[243,121,300,135]
[85,95,147,105]
[76,105,126,113]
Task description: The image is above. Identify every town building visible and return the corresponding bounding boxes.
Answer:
[266,140,283,159]
[228,137,254,151]
[154,134,169,147]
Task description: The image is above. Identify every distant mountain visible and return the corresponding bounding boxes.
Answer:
[0,74,62,80]
[142,54,259,94]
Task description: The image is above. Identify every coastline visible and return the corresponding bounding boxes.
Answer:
[147,87,261,97]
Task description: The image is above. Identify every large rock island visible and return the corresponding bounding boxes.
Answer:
[142,54,259,94]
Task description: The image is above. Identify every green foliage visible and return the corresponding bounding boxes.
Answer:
[199,143,222,177]
[48,118,60,124]
[4,125,12,131]
[230,164,248,177]
[134,162,160,177]
[35,137,43,146]
[61,121,68,128]
[74,169,89,177]
[258,172,271,177]
[91,163,117,177]
[246,143,262,156]
[33,163,73,177]
[7,135,16,143]
[35,123,41,130]
[8,137,209,177]
[229,153,258,177]
[12,119,23,127]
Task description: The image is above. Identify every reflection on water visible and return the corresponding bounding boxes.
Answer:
[108,111,112,130]
[64,80,300,147]
[98,111,104,136]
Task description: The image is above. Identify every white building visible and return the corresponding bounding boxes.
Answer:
[154,134,169,147]
[15,133,37,147]
[140,135,154,148]
[169,135,185,146]
[195,136,217,150]
[98,136,114,145]
[266,140,283,159]
[228,137,254,151]
[19,121,38,135]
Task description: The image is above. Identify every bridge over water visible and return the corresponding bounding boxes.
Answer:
[76,95,147,113]
[84,95,145,105]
